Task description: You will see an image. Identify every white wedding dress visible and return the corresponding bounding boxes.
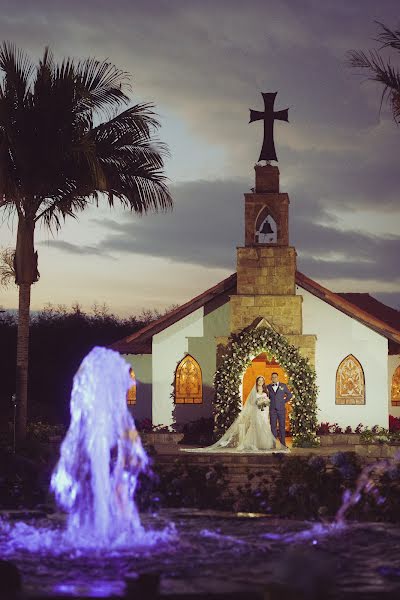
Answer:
[184,385,282,453]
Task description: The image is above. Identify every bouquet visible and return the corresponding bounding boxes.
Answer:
[256,393,270,412]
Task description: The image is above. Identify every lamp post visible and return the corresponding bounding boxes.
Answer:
[11,393,17,453]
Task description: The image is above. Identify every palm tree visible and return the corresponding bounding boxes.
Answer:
[347,22,400,122]
[0,43,172,441]
[0,247,15,288]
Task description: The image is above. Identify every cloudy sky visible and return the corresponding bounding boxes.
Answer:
[0,0,399,315]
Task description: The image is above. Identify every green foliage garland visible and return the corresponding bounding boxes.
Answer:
[214,326,319,447]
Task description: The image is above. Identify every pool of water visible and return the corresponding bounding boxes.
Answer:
[1,510,400,598]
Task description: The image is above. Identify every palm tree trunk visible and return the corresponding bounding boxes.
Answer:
[14,215,39,443]
[16,282,31,442]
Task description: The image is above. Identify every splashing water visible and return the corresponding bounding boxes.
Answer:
[334,456,395,526]
[263,451,400,545]
[0,346,174,554]
[50,346,151,548]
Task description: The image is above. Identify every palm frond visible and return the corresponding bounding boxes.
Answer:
[348,22,400,124]
[346,49,400,88]
[33,179,92,230]
[375,21,400,51]
[94,103,162,144]
[73,57,130,117]
[392,91,400,122]
[1,43,172,229]
[0,246,16,287]
[0,41,33,103]
[89,104,172,213]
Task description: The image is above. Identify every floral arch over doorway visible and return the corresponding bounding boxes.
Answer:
[214,325,319,447]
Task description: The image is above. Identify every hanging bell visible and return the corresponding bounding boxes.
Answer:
[260,219,273,234]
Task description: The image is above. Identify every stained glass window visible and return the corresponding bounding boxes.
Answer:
[335,355,365,405]
[175,355,202,404]
[127,368,137,405]
[391,365,400,407]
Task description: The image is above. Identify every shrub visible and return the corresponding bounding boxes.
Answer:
[27,421,65,442]
[179,417,214,446]
[360,426,400,444]
[389,415,400,433]
[317,422,365,435]
[136,418,153,433]
[136,459,230,512]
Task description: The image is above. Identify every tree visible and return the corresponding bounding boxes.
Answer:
[0,247,15,288]
[348,22,400,122]
[0,43,172,441]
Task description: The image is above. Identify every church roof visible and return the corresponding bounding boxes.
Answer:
[296,272,400,353]
[337,293,400,330]
[110,273,237,354]
[111,271,400,354]
[337,292,400,355]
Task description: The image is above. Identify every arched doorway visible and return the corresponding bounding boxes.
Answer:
[242,352,292,432]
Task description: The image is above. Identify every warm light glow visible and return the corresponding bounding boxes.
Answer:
[391,365,400,407]
[175,355,202,404]
[127,368,137,405]
[242,353,292,431]
[336,354,365,405]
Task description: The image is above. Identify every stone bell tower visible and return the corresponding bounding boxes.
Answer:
[229,163,316,366]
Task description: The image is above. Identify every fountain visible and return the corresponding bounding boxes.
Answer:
[51,346,150,548]
[0,347,174,558]
[0,346,399,597]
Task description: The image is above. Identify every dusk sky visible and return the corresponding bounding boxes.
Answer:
[0,0,399,316]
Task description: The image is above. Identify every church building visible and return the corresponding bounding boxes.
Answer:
[112,92,400,434]
[112,162,400,433]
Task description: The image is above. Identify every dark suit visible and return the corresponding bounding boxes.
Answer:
[267,382,292,446]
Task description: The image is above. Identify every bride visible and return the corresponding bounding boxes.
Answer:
[185,376,286,453]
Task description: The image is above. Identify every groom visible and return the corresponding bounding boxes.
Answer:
[267,372,292,449]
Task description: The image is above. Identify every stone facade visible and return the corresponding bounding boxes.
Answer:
[244,195,289,246]
[230,295,302,335]
[228,164,316,368]
[237,246,296,295]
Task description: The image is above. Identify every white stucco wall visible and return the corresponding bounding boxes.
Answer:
[152,308,205,427]
[389,354,400,418]
[297,285,389,429]
[151,301,231,428]
[181,301,231,424]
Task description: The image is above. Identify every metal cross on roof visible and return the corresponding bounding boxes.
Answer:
[249,92,289,162]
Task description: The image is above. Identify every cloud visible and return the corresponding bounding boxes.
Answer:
[2,1,399,203]
[38,239,116,259]
[86,178,400,287]
[1,0,399,311]
[372,291,400,310]
[93,179,245,268]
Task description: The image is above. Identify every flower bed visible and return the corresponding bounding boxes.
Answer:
[318,419,400,446]
[139,451,400,522]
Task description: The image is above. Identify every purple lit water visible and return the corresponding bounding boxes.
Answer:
[0,347,399,597]
[0,348,174,554]
[1,511,400,597]
[48,346,171,549]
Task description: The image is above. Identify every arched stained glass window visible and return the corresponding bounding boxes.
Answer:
[175,355,202,404]
[335,355,365,405]
[127,368,137,405]
[391,365,400,407]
